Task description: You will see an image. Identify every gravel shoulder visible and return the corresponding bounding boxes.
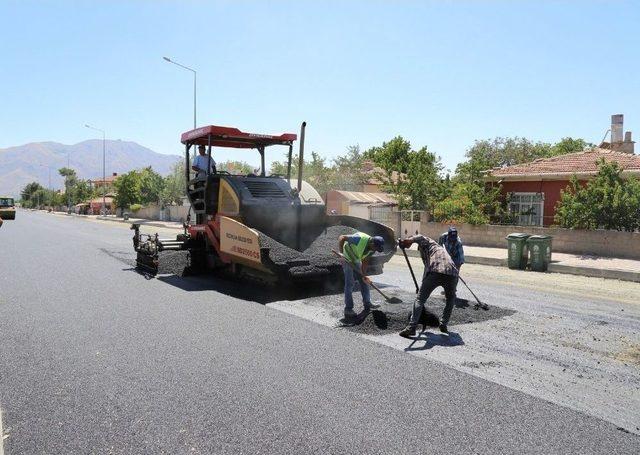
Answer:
[269,255,640,435]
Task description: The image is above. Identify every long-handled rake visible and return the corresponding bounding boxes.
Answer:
[458,275,489,310]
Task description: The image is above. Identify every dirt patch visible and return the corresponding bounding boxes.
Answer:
[614,345,640,366]
[461,360,503,369]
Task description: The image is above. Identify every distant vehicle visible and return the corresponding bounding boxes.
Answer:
[0,196,15,220]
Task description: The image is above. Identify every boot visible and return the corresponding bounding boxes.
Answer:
[399,325,417,339]
[364,302,381,312]
[344,308,357,319]
[439,323,449,334]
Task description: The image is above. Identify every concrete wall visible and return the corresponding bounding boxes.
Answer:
[131,205,161,220]
[420,221,640,260]
[166,205,189,222]
[130,204,189,222]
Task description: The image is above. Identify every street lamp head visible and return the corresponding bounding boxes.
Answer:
[163,56,171,62]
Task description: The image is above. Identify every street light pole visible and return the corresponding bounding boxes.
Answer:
[66,153,71,212]
[85,124,107,216]
[163,56,197,129]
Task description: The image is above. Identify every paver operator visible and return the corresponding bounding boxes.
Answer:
[192,145,217,178]
[338,232,385,319]
[398,235,459,337]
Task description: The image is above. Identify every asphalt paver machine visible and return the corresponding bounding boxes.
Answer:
[132,122,396,283]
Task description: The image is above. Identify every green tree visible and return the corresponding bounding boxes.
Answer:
[456,136,592,186]
[270,151,334,194]
[72,179,94,205]
[162,160,187,206]
[270,145,369,196]
[139,167,165,205]
[58,167,77,185]
[330,145,368,191]
[113,171,142,210]
[218,160,255,175]
[455,137,552,185]
[551,137,593,156]
[20,182,44,207]
[364,137,446,210]
[433,182,501,225]
[403,147,446,211]
[364,136,412,173]
[555,159,640,231]
[58,167,78,207]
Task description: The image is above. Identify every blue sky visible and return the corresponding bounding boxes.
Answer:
[1,0,638,173]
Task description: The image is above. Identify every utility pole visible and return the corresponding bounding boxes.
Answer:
[66,153,71,212]
[85,124,107,215]
[163,56,197,129]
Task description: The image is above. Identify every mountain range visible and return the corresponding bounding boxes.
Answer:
[0,140,181,197]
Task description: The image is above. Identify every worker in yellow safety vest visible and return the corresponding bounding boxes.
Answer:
[338,232,385,319]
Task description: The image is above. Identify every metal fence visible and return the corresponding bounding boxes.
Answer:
[369,205,401,236]
[400,210,422,237]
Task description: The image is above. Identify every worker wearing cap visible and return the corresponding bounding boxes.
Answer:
[398,235,459,337]
[438,226,465,271]
[192,145,216,178]
[338,232,385,319]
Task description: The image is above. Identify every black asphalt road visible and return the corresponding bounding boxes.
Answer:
[0,211,638,454]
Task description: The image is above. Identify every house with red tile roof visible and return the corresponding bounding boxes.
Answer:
[485,114,637,227]
[88,173,119,192]
[486,148,640,226]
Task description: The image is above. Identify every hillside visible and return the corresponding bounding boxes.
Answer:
[0,140,181,197]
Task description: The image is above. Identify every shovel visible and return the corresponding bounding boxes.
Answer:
[400,244,420,294]
[332,250,402,304]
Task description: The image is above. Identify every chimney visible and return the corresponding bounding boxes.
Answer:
[622,131,635,154]
[609,114,635,154]
[611,114,624,143]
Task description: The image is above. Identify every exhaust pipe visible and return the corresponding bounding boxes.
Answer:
[297,121,306,193]
[296,121,306,251]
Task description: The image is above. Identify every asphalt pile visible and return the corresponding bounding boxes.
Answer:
[298,289,516,335]
[260,225,358,276]
[156,250,190,276]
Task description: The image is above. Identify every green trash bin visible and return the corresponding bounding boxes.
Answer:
[506,233,530,270]
[527,235,553,272]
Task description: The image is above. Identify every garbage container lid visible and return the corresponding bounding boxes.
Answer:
[506,233,530,239]
[527,234,552,241]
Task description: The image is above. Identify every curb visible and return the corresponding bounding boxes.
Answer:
[95,216,183,230]
[45,211,182,230]
[395,250,640,283]
[547,264,640,283]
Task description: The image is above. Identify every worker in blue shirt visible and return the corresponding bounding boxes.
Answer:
[438,227,465,271]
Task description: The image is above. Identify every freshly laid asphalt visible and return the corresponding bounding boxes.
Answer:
[0,211,638,454]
